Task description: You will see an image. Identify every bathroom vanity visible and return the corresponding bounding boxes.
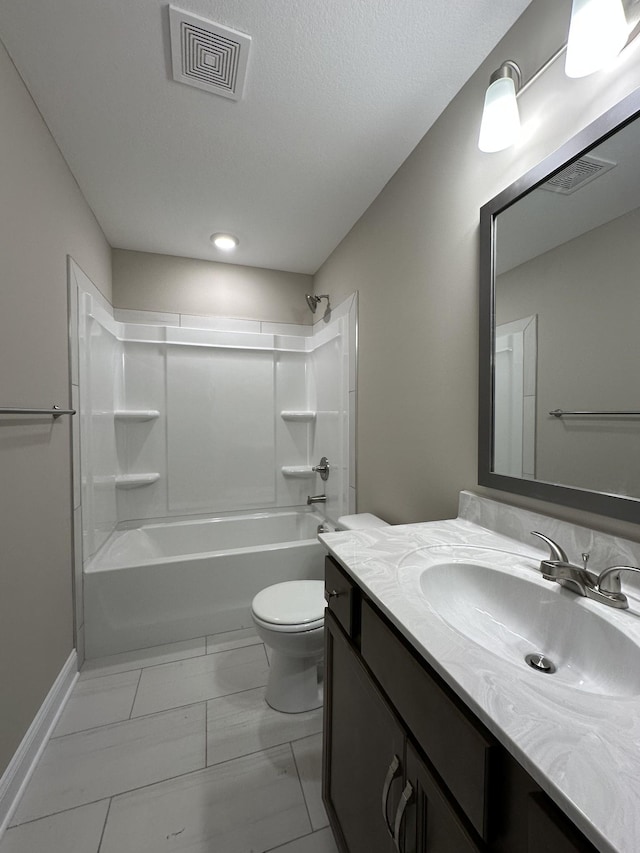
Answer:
[320,493,640,853]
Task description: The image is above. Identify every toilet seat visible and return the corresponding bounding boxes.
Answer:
[251,580,325,633]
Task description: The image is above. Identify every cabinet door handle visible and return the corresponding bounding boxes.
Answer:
[381,754,401,837]
[393,781,414,853]
[324,589,339,602]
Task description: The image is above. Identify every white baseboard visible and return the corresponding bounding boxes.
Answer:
[0,650,78,837]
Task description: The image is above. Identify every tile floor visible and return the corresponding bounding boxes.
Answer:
[1,628,338,853]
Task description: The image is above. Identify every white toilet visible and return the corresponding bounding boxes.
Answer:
[251,580,326,713]
[251,513,389,714]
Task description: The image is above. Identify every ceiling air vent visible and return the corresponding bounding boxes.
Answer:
[540,154,616,195]
[169,6,251,101]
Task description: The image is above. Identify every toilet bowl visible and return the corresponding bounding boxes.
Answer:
[252,514,390,713]
[251,580,326,713]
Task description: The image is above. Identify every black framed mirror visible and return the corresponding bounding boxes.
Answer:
[479,88,640,523]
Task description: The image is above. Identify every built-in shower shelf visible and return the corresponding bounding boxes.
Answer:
[281,466,315,478]
[115,473,160,490]
[280,410,316,422]
[114,409,160,422]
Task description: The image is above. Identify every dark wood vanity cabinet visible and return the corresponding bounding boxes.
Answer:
[323,604,403,853]
[323,556,600,853]
[324,607,478,853]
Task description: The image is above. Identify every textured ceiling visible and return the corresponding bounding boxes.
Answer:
[0,0,532,273]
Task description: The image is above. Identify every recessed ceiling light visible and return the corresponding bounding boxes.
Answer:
[210,232,239,251]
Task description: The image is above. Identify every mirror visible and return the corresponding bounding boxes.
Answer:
[479,89,640,523]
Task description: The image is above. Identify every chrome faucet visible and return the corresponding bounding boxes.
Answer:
[531,531,640,609]
[530,531,594,596]
[307,494,327,505]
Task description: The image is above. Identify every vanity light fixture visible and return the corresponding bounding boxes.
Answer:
[478,0,634,152]
[478,61,522,153]
[565,0,629,78]
[478,52,567,154]
[210,232,239,251]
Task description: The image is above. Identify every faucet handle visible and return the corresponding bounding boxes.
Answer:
[531,531,569,564]
[312,456,330,481]
[596,565,640,596]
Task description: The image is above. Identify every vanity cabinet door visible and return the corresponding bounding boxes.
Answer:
[360,600,491,840]
[323,610,403,853]
[403,743,481,853]
[527,793,599,853]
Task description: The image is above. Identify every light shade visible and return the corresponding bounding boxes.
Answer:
[210,232,239,251]
[565,0,628,78]
[478,73,521,153]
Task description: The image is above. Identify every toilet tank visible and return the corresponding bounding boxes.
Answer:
[337,513,389,530]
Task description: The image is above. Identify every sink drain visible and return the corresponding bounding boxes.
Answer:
[525,653,556,674]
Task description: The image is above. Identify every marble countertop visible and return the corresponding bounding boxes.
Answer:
[319,506,640,853]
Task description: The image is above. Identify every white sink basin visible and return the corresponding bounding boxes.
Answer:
[398,546,640,697]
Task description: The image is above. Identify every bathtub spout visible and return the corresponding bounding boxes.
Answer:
[307,494,327,505]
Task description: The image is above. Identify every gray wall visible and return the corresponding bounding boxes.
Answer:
[497,207,640,497]
[0,40,111,774]
[113,249,313,326]
[314,0,640,539]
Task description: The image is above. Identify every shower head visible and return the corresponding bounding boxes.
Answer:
[305,294,330,314]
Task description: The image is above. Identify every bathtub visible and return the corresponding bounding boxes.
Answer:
[84,509,327,658]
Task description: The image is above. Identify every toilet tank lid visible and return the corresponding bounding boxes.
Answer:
[337,513,389,530]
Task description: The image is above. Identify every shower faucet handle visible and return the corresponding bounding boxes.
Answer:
[312,456,330,481]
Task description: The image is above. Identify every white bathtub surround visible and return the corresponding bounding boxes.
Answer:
[114,473,160,489]
[282,466,316,478]
[113,310,315,339]
[84,510,326,657]
[72,274,357,542]
[0,634,334,853]
[281,411,317,421]
[69,261,357,659]
[319,491,640,853]
[310,293,358,522]
[78,294,122,563]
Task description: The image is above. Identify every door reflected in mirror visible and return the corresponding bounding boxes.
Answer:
[493,315,537,480]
